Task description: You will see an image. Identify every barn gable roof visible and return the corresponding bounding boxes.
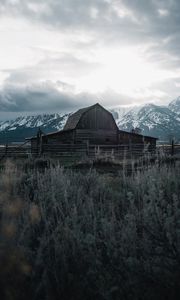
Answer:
[63,103,96,130]
[63,103,117,130]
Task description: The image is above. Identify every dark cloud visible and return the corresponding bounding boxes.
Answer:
[0,0,180,117]
[0,0,112,30]
[0,80,139,116]
[0,82,85,112]
[1,1,180,59]
[0,1,179,37]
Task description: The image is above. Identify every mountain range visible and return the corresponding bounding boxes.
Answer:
[112,96,180,142]
[0,97,180,144]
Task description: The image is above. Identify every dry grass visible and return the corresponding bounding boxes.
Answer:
[0,158,180,300]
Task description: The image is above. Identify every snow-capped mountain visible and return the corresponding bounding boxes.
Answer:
[168,96,180,119]
[117,103,180,141]
[0,113,69,132]
[0,113,69,143]
[0,97,180,143]
[111,105,133,120]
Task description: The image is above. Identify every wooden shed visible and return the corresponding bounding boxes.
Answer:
[27,103,157,154]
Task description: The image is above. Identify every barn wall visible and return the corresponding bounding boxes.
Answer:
[144,137,157,150]
[31,139,38,152]
[144,136,156,145]
[118,132,131,144]
[43,131,74,144]
[118,132,144,144]
[31,131,156,151]
[77,105,117,130]
[75,129,118,145]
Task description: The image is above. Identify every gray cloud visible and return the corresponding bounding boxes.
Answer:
[0,0,180,118]
[1,78,177,117]
[0,79,143,117]
[1,0,180,61]
[0,82,89,112]
[0,1,179,38]
[4,53,100,86]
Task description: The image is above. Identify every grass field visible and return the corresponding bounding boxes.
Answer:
[0,157,180,300]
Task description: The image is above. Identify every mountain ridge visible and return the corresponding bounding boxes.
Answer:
[0,97,180,143]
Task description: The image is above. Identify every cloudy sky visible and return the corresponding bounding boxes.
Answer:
[0,0,180,119]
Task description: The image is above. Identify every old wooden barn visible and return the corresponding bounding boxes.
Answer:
[28,103,157,156]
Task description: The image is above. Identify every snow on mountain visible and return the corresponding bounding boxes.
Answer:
[111,105,133,121]
[0,121,11,131]
[117,101,180,141]
[0,113,69,132]
[1,97,180,143]
[168,96,180,119]
[0,113,70,143]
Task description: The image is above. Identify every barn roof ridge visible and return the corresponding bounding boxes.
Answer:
[63,102,105,130]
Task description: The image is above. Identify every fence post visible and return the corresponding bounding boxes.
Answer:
[86,140,89,157]
[37,128,43,156]
[171,140,174,156]
[5,143,8,157]
[129,139,132,159]
[40,134,43,156]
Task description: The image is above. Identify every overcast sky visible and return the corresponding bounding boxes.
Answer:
[0,0,180,119]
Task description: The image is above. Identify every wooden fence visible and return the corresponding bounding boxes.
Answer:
[0,145,31,160]
[157,144,180,156]
[0,143,180,163]
[34,143,156,157]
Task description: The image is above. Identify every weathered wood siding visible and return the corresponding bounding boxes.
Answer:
[118,131,156,148]
[144,136,156,150]
[31,138,38,153]
[118,132,143,144]
[43,130,74,144]
[77,105,118,131]
[144,136,156,145]
[75,129,118,144]
[74,104,118,144]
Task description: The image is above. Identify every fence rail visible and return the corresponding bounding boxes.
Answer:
[157,144,180,155]
[0,143,180,162]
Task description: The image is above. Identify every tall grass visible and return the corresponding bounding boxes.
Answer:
[0,159,180,300]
